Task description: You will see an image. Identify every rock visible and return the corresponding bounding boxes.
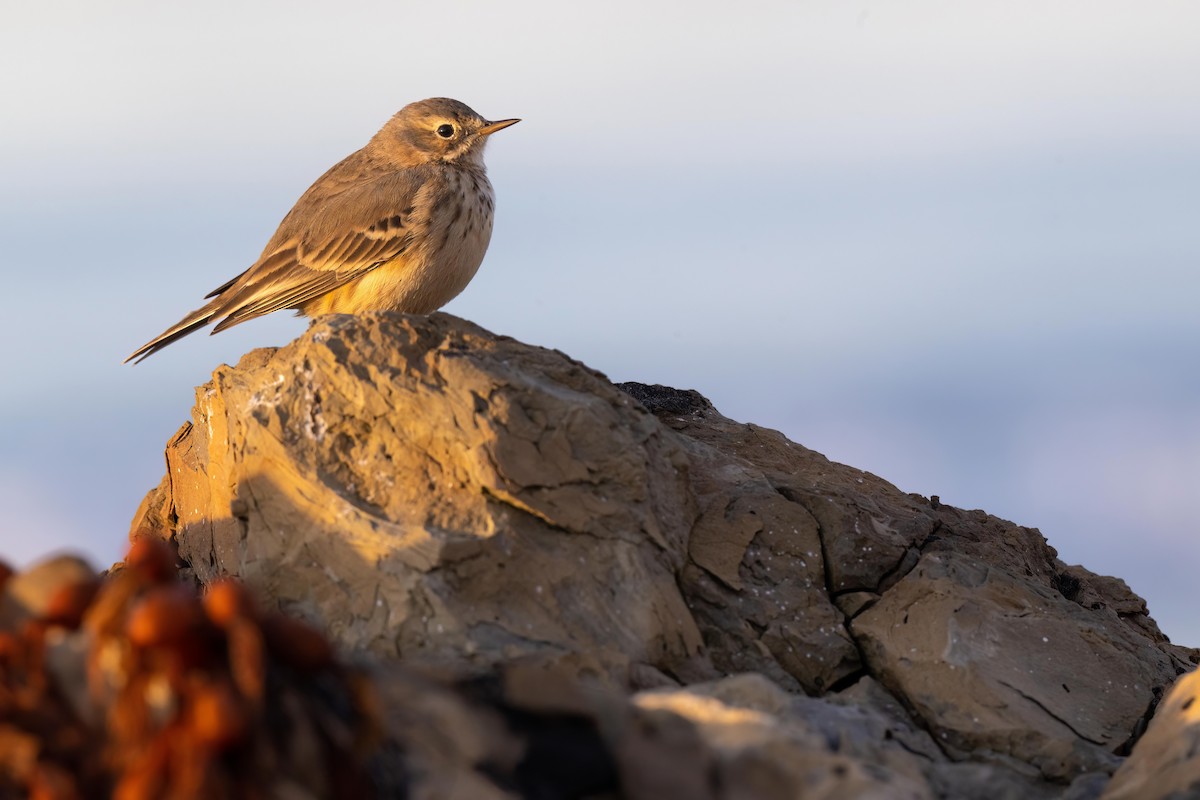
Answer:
[632,383,1194,783]
[852,546,1152,780]
[1100,669,1200,799]
[0,554,96,628]
[129,311,1198,798]
[133,312,702,685]
[622,673,932,800]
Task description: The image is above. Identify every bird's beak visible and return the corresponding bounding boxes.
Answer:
[479,118,521,136]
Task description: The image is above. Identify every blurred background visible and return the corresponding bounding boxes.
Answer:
[2,1,1197,644]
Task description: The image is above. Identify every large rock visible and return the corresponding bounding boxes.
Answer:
[131,311,1198,798]
[134,312,702,683]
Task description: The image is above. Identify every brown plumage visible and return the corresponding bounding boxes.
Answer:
[126,98,518,363]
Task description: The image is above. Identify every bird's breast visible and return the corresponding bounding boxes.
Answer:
[311,167,496,316]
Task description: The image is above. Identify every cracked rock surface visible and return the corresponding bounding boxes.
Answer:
[132,311,1199,799]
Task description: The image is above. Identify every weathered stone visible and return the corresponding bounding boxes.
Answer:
[133,312,702,684]
[1101,669,1200,799]
[852,541,1179,782]
[625,673,933,799]
[126,311,1198,798]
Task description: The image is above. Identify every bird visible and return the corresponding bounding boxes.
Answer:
[126,97,519,363]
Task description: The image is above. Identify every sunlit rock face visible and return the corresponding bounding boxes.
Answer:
[130,311,1198,798]
[1102,669,1200,800]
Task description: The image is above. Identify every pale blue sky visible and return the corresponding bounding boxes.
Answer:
[2,1,1198,643]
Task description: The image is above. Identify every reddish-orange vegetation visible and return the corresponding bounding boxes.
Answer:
[0,540,379,799]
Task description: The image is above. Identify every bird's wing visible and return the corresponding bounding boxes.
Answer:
[125,215,413,363]
[125,162,427,363]
[205,159,433,332]
[210,210,414,332]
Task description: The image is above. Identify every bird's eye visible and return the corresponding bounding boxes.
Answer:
[436,124,455,139]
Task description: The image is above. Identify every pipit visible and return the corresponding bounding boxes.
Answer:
[126,97,519,363]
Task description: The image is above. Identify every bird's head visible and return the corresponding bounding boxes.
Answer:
[372,97,519,167]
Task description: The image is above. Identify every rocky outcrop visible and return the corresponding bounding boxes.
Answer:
[130,311,1198,799]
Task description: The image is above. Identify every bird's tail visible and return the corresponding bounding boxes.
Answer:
[124,299,223,364]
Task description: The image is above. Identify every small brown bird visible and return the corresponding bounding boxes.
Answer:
[126,98,519,363]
